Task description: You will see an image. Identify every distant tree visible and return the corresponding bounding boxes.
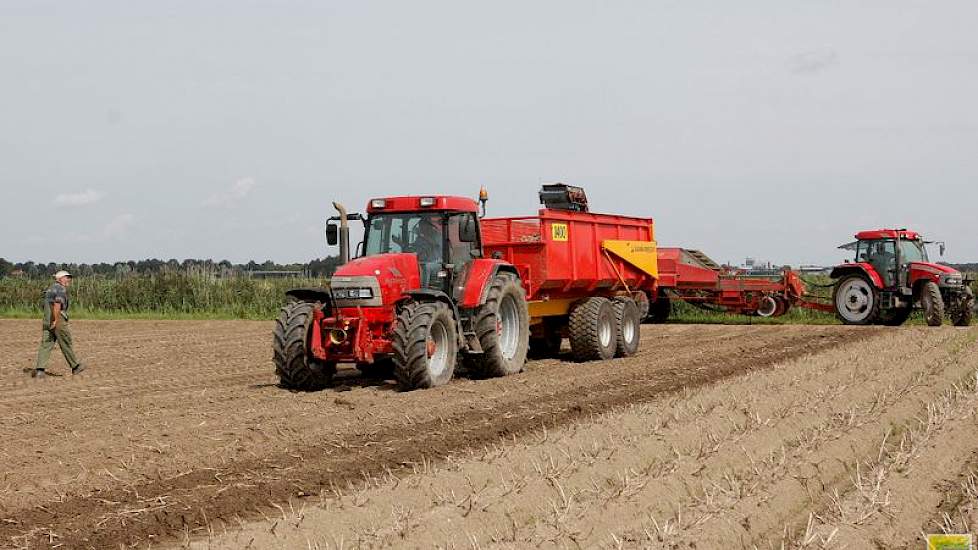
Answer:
[0,257,12,277]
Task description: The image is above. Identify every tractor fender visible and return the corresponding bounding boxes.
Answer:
[285,287,333,307]
[830,263,883,288]
[399,289,465,346]
[457,259,521,309]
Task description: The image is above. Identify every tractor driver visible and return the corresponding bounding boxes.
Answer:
[411,217,443,288]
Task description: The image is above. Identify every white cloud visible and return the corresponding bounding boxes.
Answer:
[201,178,257,207]
[787,49,839,75]
[54,189,103,206]
[103,213,135,239]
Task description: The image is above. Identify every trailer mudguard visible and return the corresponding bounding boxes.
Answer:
[457,259,520,308]
[830,263,884,288]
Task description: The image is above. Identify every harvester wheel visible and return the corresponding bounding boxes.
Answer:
[569,297,616,361]
[951,287,974,327]
[921,281,945,327]
[465,273,530,377]
[273,301,335,390]
[833,275,880,325]
[612,297,641,357]
[756,296,778,318]
[392,301,458,390]
[648,295,671,324]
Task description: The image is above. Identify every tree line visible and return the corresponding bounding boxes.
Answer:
[0,257,344,279]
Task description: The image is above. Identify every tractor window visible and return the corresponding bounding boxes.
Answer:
[364,213,443,261]
[899,239,927,263]
[447,213,480,268]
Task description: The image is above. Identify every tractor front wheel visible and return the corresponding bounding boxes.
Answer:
[833,275,880,325]
[951,287,973,327]
[273,301,335,390]
[465,273,530,377]
[392,301,458,390]
[921,281,945,327]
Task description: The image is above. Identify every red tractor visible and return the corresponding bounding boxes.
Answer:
[273,192,530,391]
[830,229,974,326]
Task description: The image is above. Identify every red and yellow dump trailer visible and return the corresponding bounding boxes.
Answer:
[481,185,659,358]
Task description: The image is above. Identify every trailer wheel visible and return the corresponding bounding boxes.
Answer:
[951,287,974,327]
[273,301,335,390]
[648,295,671,323]
[756,296,778,317]
[392,301,458,390]
[465,273,530,377]
[921,281,945,327]
[613,298,641,357]
[833,275,880,325]
[632,291,650,320]
[569,297,617,361]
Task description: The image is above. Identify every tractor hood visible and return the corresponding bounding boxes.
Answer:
[909,262,959,276]
[333,253,422,302]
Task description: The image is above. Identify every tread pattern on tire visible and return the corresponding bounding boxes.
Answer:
[465,273,530,378]
[612,297,641,357]
[392,301,456,390]
[273,301,333,390]
[569,297,615,362]
[921,280,945,327]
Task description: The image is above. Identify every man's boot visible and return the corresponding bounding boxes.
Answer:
[71,363,86,375]
[31,369,46,379]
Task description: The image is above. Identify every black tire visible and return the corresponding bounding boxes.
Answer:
[273,301,335,390]
[833,274,880,325]
[952,287,974,327]
[921,281,945,327]
[878,307,912,326]
[465,274,530,378]
[613,297,641,357]
[569,297,616,361]
[648,295,671,323]
[392,301,458,390]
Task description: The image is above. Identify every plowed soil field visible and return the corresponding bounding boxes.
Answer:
[1,320,976,549]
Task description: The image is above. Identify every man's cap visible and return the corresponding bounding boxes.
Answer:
[53,270,72,279]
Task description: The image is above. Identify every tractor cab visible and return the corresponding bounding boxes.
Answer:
[838,229,933,289]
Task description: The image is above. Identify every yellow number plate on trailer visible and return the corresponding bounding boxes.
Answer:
[551,223,568,241]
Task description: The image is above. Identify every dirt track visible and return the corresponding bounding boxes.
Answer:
[1,320,976,549]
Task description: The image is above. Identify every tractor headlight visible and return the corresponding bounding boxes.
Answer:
[943,275,962,286]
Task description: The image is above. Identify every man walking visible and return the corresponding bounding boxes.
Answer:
[32,270,85,378]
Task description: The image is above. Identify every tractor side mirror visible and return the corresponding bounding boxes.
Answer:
[459,216,477,243]
[325,223,338,246]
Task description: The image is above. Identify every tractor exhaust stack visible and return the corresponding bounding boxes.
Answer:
[332,202,350,265]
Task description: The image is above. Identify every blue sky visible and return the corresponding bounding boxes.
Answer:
[2,1,976,265]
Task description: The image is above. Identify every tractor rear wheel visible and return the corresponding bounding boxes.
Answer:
[951,287,974,327]
[392,301,458,390]
[569,297,616,361]
[833,275,880,325]
[465,273,530,377]
[613,297,641,357]
[648,295,671,323]
[273,301,335,390]
[921,281,945,327]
